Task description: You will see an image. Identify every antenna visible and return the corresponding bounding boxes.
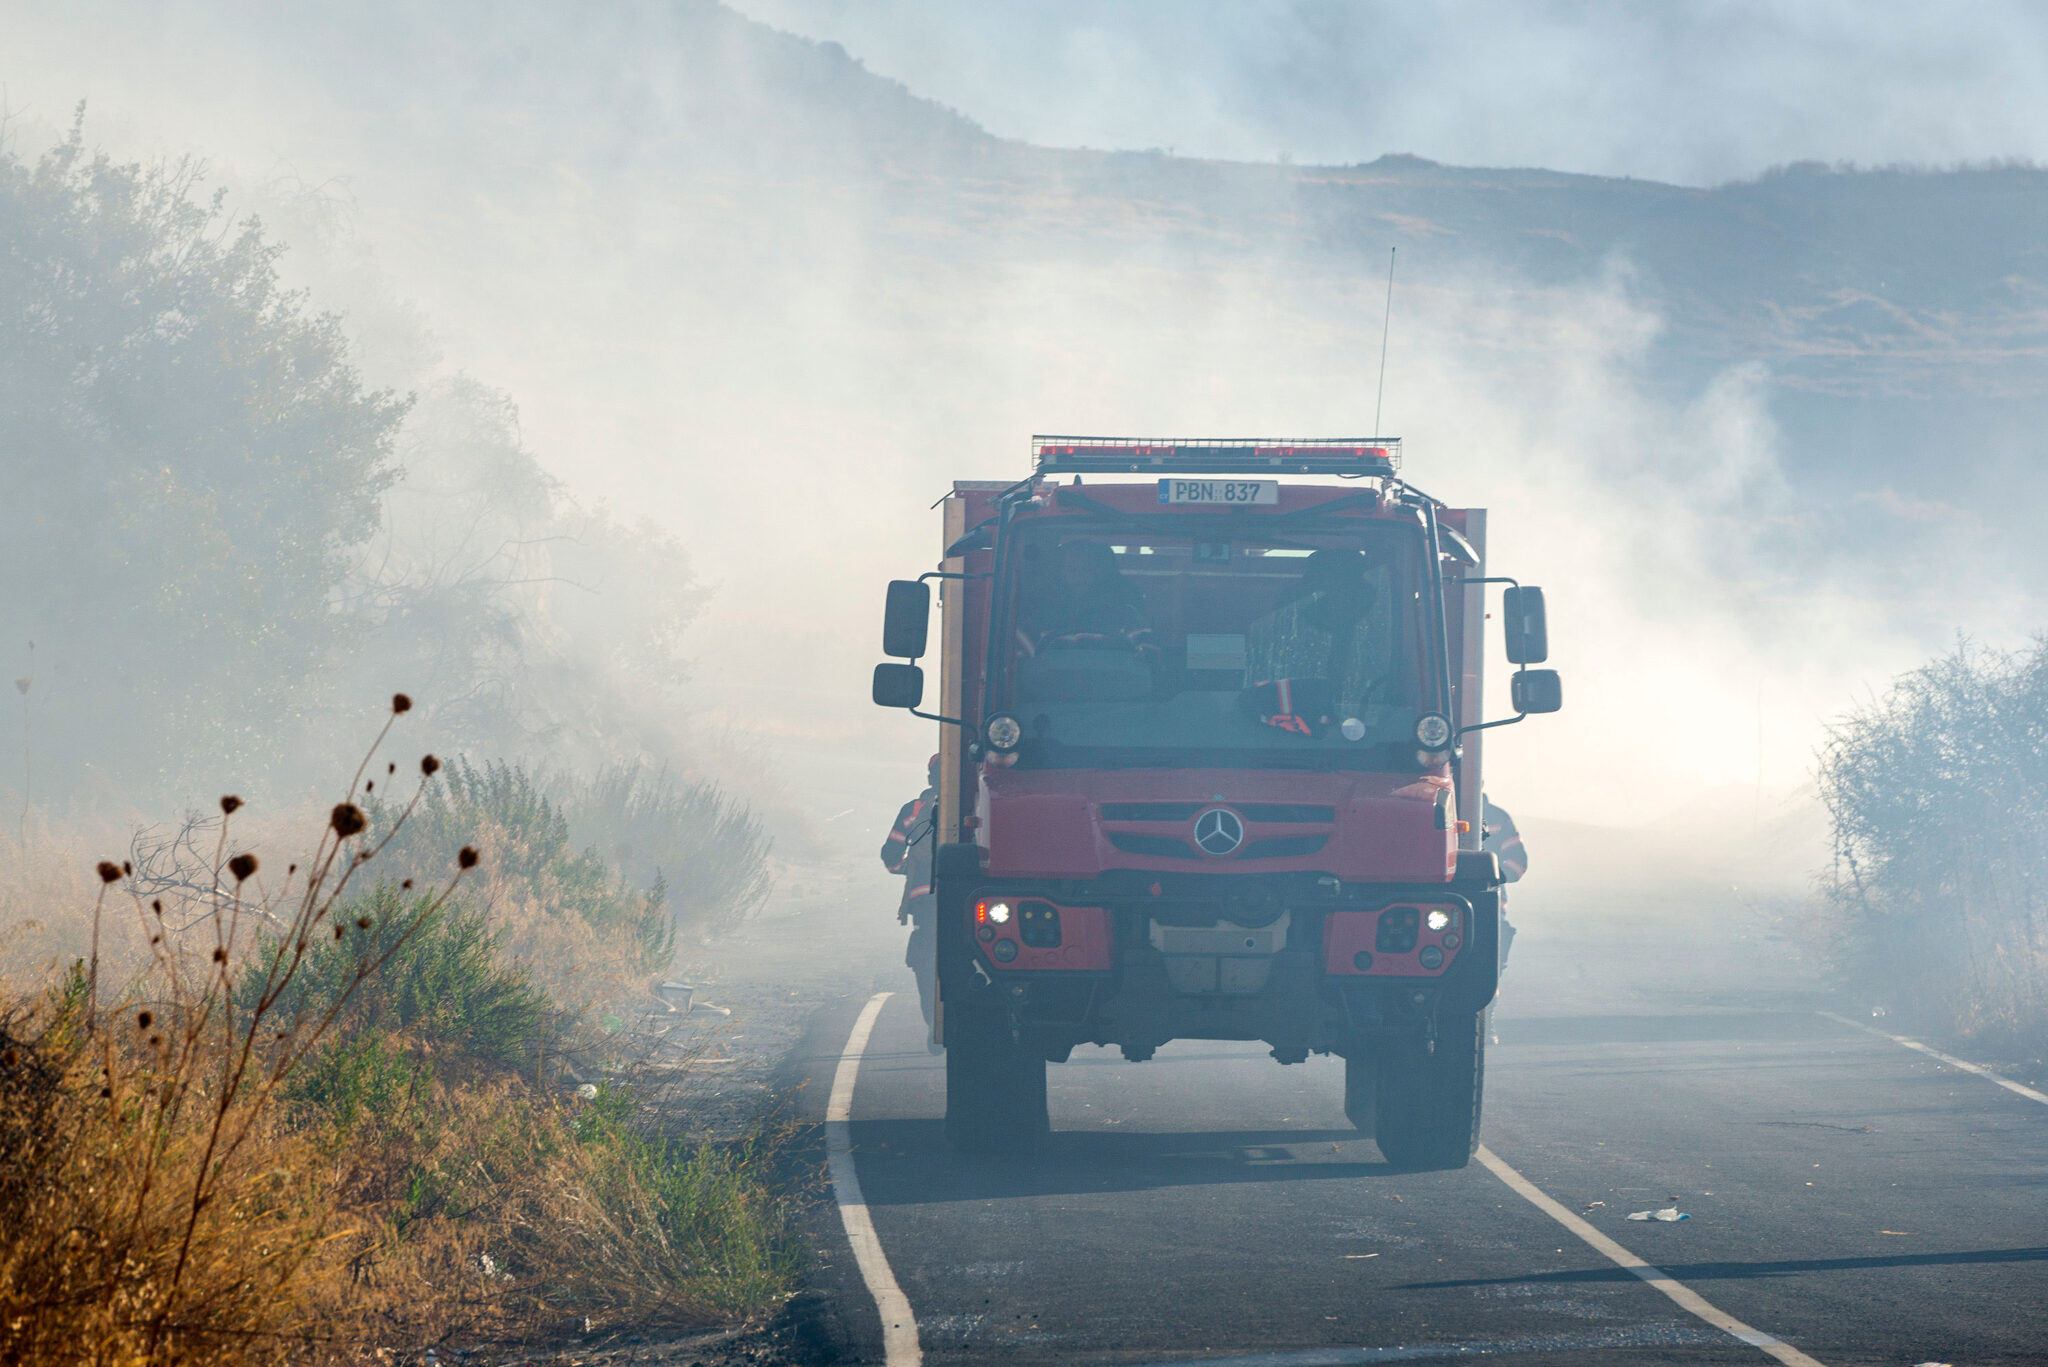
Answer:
[1373,246,1396,437]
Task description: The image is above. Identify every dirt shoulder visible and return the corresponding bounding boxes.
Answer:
[482,864,905,1367]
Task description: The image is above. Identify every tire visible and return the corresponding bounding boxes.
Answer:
[1374,1011,1484,1170]
[943,998,1049,1153]
[1343,1052,1376,1131]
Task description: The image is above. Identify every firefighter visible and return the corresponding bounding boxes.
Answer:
[1023,539,1154,653]
[1481,795,1527,964]
[882,754,941,1040]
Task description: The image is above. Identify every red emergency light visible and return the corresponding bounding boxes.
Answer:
[1032,436,1400,479]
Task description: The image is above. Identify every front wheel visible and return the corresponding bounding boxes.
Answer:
[1374,1012,1484,1170]
[943,999,1049,1153]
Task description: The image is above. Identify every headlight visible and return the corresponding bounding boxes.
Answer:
[986,900,1012,925]
[1414,713,1452,749]
[984,713,1023,753]
[1425,908,1453,932]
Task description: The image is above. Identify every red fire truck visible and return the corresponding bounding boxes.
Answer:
[871,438,1560,1168]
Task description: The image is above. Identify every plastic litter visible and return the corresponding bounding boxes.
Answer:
[575,1083,599,1100]
[1626,1208,1689,1222]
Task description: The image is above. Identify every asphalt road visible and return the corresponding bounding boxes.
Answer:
[786,902,2048,1367]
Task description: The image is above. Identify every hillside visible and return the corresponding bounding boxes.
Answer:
[229,0,2048,476]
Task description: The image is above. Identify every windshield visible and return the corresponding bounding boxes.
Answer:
[994,516,1439,768]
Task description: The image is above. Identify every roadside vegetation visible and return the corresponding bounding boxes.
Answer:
[0,705,799,1365]
[1818,637,2048,1051]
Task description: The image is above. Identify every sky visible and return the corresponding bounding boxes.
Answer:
[730,0,2048,185]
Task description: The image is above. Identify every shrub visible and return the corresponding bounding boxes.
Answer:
[254,886,553,1066]
[563,762,774,938]
[374,759,675,973]
[1818,637,2048,1043]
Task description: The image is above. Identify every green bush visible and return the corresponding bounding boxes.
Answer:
[285,1029,435,1137]
[374,759,675,969]
[250,887,552,1064]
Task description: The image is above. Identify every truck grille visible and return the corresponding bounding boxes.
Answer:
[1101,802,1333,823]
[1107,832,1329,860]
[1101,803,1204,822]
[1107,832,1199,859]
[1236,804,1336,823]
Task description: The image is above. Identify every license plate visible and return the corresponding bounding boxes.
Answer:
[1157,479,1279,506]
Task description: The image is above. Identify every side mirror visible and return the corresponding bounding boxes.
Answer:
[1511,668,1562,714]
[1503,585,1549,664]
[882,580,931,659]
[872,662,925,710]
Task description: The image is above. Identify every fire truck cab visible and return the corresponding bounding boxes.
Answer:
[871,437,1560,1168]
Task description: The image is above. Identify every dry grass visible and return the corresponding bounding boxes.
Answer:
[0,702,801,1365]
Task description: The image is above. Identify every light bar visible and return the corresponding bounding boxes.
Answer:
[1032,436,1400,479]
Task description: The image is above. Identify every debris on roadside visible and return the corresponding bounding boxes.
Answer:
[1626,1208,1689,1222]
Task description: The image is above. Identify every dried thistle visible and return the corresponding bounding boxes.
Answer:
[421,755,441,776]
[137,1010,154,1029]
[457,845,479,870]
[355,916,372,930]
[96,861,122,884]
[227,853,258,882]
[220,795,244,815]
[391,692,412,714]
[330,803,367,838]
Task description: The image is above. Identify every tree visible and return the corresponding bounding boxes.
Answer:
[0,113,408,798]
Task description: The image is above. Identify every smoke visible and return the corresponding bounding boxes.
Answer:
[1,0,2026,890]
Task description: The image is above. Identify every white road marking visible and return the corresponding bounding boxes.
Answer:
[1817,1010,2048,1107]
[828,991,922,1366]
[1475,1145,1827,1367]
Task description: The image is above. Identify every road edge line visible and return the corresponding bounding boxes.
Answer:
[827,991,921,1367]
[1816,1009,2048,1107]
[1474,1145,1826,1367]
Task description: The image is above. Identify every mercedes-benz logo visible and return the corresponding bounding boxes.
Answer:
[1192,806,1245,856]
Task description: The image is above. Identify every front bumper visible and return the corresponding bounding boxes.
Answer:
[946,869,1501,1058]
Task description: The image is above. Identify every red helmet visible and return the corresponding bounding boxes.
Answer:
[927,752,942,784]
